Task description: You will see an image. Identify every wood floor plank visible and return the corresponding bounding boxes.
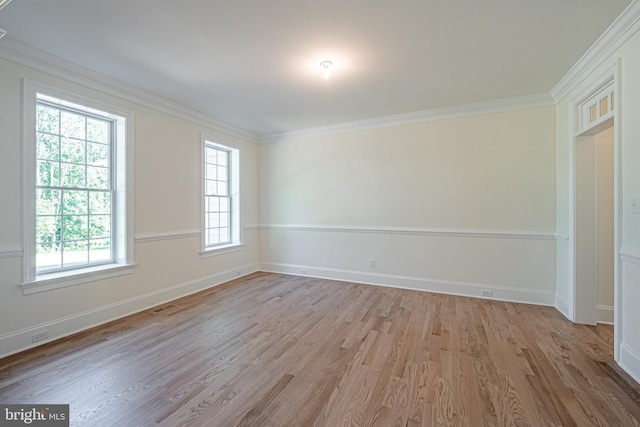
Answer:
[0,272,638,426]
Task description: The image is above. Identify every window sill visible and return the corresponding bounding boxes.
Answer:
[200,243,244,258]
[21,263,136,295]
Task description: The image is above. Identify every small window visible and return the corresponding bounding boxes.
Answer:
[202,139,241,253]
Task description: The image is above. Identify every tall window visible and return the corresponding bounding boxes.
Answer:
[203,140,240,251]
[35,100,114,272]
[23,81,134,292]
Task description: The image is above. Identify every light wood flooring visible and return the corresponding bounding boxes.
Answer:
[1,272,639,426]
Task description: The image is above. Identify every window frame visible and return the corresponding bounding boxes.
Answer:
[201,136,242,256]
[22,80,135,294]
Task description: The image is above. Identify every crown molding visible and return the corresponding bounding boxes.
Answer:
[258,93,554,143]
[551,0,640,103]
[0,39,258,143]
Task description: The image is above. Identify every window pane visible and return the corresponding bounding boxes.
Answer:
[220,197,229,212]
[37,160,60,187]
[217,150,228,166]
[60,111,86,140]
[61,163,86,187]
[89,192,111,215]
[62,240,88,267]
[207,196,219,212]
[37,132,59,161]
[217,166,227,181]
[206,179,217,195]
[62,190,88,214]
[36,216,61,244]
[87,166,109,189]
[87,142,109,166]
[63,215,89,241]
[89,239,111,263]
[219,228,229,243]
[206,164,217,180]
[36,105,59,133]
[90,215,111,239]
[36,243,61,271]
[36,189,61,215]
[60,136,85,164]
[209,213,220,227]
[87,118,109,143]
[206,147,217,163]
[217,181,228,196]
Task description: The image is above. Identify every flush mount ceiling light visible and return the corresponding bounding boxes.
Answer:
[320,60,333,79]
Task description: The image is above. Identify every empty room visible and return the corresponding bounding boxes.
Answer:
[2,0,640,425]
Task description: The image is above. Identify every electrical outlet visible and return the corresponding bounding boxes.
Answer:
[32,330,49,343]
[481,290,493,297]
[300,269,308,275]
[632,197,639,214]
[236,271,242,277]
[369,259,376,267]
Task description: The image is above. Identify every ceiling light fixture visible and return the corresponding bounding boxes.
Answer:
[320,61,333,79]
[0,28,6,40]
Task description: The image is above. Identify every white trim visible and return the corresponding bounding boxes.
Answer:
[259,93,554,143]
[554,234,570,241]
[619,246,640,265]
[555,293,570,320]
[244,224,259,231]
[1,263,259,359]
[21,264,136,295]
[0,247,22,259]
[597,305,615,325]
[135,229,201,243]
[258,224,556,240]
[551,1,640,102]
[259,262,555,306]
[620,342,640,385]
[200,243,244,258]
[0,39,257,143]
[135,226,258,243]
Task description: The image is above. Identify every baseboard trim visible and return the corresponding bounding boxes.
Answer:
[555,293,571,321]
[259,262,555,307]
[0,262,259,359]
[620,342,640,385]
[597,305,615,325]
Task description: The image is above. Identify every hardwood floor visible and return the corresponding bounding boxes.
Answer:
[1,272,639,426]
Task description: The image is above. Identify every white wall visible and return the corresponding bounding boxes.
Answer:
[259,107,557,304]
[555,26,640,383]
[0,56,259,358]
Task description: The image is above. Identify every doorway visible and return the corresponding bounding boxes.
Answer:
[575,121,614,325]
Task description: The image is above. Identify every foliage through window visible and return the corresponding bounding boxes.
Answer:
[35,100,114,272]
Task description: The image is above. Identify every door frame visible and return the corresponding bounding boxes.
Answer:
[568,59,622,361]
